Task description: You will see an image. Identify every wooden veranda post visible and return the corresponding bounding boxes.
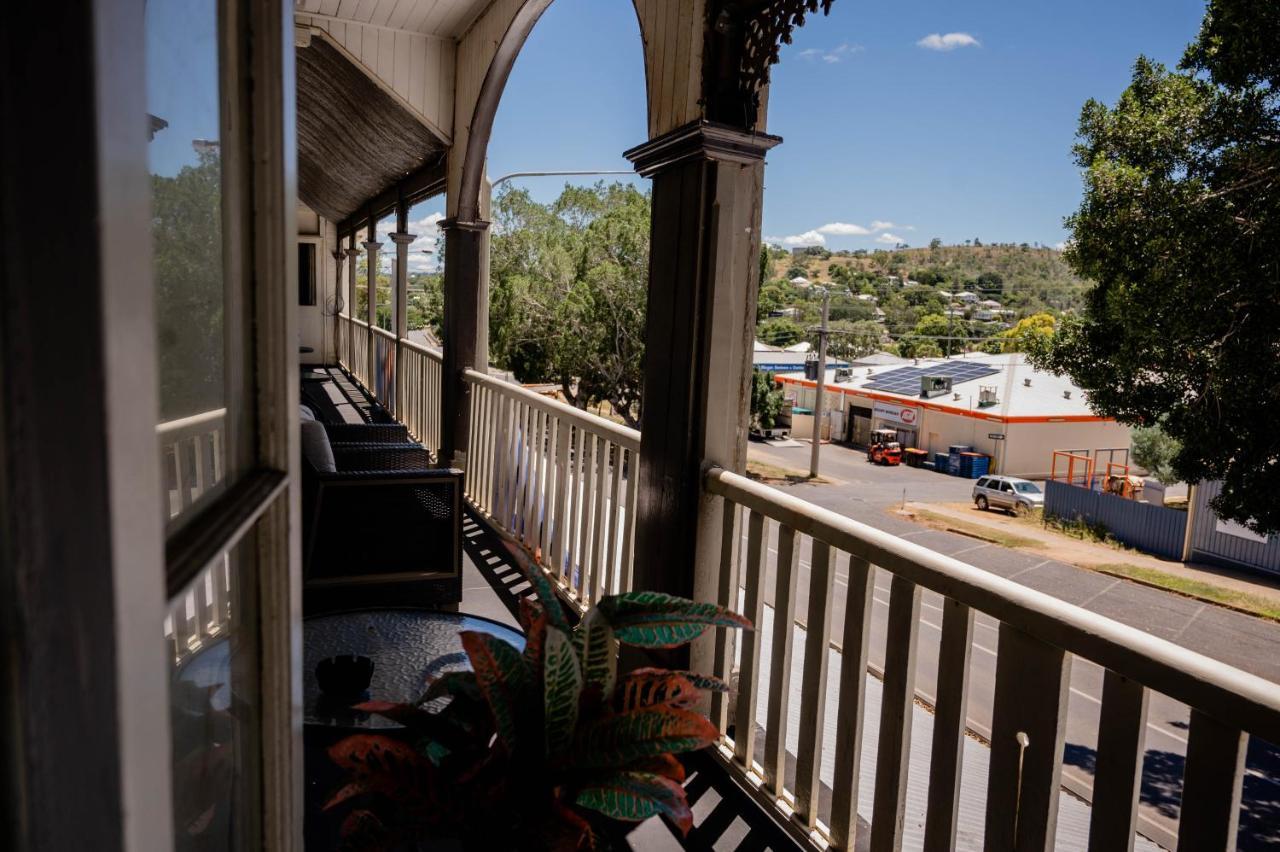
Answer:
[625,122,778,663]
[439,218,490,468]
[363,226,381,384]
[390,201,414,419]
[346,235,358,366]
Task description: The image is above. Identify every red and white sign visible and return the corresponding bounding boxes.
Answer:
[873,400,919,426]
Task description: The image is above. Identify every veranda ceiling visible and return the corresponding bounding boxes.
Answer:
[296,33,447,223]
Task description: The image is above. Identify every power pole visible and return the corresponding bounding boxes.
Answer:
[810,287,831,478]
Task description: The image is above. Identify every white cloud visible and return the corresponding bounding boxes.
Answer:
[917,32,980,51]
[875,232,904,244]
[817,222,872,236]
[780,230,827,247]
[798,42,863,64]
[869,220,914,232]
[1053,241,1068,251]
[402,211,445,272]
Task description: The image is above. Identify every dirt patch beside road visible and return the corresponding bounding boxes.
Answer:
[899,500,1280,621]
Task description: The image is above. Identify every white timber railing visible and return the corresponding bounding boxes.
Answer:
[703,466,1280,852]
[158,407,226,521]
[157,407,232,663]
[463,369,640,612]
[348,316,371,388]
[397,338,443,453]
[371,325,397,409]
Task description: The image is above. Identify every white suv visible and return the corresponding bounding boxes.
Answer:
[973,475,1044,515]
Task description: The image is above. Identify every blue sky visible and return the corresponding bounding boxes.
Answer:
[487,0,1210,251]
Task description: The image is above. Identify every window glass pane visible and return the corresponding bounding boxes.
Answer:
[148,0,243,528]
[298,243,317,307]
[166,534,260,851]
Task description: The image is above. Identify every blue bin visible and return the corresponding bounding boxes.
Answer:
[958,452,990,479]
[949,444,973,455]
[947,453,962,476]
[934,452,950,470]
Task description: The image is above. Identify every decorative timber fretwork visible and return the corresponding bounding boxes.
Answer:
[704,0,835,129]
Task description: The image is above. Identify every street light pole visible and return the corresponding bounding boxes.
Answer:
[809,286,831,478]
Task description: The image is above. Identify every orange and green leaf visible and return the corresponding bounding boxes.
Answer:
[575,771,693,834]
[616,669,701,712]
[574,608,617,695]
[544,627,582,757]
[572,706,719,768]
[459,631,531,751]
[596,592,751,648]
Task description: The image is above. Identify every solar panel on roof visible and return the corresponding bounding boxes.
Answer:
[863,362,1000,395]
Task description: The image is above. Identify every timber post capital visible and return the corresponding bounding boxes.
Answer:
[623,120,782,178]
[387,232,416,245]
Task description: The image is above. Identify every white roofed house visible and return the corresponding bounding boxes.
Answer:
[6,2,1277,851]
[955,290,979,303]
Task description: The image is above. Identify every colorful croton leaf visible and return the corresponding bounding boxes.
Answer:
[573,607,617,696]
[570,705,721,769]
[543,627,582,757]
[459,630,532,752]
[595,591,753,648]
[575,770,693,834]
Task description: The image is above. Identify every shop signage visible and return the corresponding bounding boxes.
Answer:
[873,400,919,426]
[988,433,1005,441]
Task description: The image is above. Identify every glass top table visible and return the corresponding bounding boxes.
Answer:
[303,608,524,730]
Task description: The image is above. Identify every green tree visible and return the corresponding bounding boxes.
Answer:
[488,182,650,426]
[914,313,959,355]
[750,370,785,430]
[1028,0,1280,532]
[990,312,1055,353]
[758,318,805,348]
[1131,425,1183,485]
[151,149,224,420]
[826,320,885,360]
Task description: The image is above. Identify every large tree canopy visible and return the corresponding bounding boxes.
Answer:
[488,183,649,427]
[1029,0,1280,533]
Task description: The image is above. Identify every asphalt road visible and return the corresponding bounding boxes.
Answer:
[744,438,1280,850]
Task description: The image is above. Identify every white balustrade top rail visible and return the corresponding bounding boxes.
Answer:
[156,407,227,444]
[704,465,1280,852]
[464,369,641,452]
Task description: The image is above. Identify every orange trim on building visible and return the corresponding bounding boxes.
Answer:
[776,375,1112,426]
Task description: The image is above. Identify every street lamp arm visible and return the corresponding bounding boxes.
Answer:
[490,169,634,189]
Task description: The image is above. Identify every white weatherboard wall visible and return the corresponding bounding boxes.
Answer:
[1003,419,1133,479]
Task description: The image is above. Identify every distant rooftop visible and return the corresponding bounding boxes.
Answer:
[783,352,1104,419]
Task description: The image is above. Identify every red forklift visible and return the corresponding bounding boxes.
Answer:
[867,428,903,465]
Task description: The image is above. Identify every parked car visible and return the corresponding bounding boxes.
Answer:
[973,475,1044,515]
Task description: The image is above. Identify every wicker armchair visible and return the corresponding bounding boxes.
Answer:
[301,445,462,609]
[324,422,413,444]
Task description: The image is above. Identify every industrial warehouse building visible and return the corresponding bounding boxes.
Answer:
[776,353,1132,479]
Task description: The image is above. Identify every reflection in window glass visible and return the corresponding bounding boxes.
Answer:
[148,0,233,525]
[165,539,260,852]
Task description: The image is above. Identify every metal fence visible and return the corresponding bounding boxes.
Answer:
[1189,480,1280,576]
[1043,480,1188,560]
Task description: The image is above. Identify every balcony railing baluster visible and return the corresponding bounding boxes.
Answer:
[1177,709,1248,851]
[1086,670,1148,852]
[764,524,802,797]
[922,598,976,852]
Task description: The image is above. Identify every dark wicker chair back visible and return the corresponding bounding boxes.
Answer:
[301,446,463,611]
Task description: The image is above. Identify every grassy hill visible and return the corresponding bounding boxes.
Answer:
[770,243,1090,315]
[756,243,1093,353]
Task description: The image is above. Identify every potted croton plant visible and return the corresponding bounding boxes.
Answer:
[325,562,751,850]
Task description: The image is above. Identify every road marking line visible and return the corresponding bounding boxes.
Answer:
[949,541,992,557]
